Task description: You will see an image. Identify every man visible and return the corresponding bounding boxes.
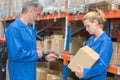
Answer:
[5,1,56,80]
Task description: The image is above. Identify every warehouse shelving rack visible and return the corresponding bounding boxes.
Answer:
[1,10,120,79]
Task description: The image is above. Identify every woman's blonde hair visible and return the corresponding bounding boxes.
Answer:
[82,9,106,28]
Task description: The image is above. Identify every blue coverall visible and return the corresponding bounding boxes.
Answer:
[5,18,39,80]
[80,32,113,80]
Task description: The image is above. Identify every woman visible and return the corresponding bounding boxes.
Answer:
[73,10,113,80]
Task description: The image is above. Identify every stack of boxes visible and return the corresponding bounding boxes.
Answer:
[51,34,64,53]
[36,67,73,80]
[110,42,120,65]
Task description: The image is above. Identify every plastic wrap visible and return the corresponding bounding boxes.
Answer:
[85,0,114,12]
[85,0,113,4]
[38,0,55,14]
[112,0,120,10]
[54,0,67,13]
[0,0,9,18]
[68,0,86,14]
[38,0,66,14]
[10,0,33,17]
[112,0,120,5]
[9,0,23,17]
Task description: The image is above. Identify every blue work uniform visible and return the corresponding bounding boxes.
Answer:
[80,32,113,80]
[5,18,39,80]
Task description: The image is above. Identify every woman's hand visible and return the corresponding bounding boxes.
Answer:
[72,64,84,78]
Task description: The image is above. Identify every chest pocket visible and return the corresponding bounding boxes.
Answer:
[20,28,34,50]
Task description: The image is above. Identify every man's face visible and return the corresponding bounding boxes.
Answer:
[28,7,41,24]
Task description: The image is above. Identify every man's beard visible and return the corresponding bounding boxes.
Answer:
[29,15,35,25]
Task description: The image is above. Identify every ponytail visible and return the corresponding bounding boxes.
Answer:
[82,9,106,28]
[96,8,106,22]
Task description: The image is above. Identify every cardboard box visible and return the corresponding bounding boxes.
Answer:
[47,74,61,80]
[36,40,43,49]
[68,46,99,71]
[51,39,64,52]
[44,39,51,50]
[51,34,63,39]
[47,74,73,80]
[70,38,84,54]
[36,68,49,80]
[110,53,120,65]
[47,60,63,71]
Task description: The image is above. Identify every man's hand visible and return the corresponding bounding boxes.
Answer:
[45,53,57,61]
[37,49,43,58]
[72,64,84,78]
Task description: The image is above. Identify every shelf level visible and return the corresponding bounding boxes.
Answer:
[105,10,120,19]
[1,10,120,22]
[68,10,120,21]
[37,13,66,21]
[38,10,120,21]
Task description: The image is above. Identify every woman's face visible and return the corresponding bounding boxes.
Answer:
[83,19,97,35]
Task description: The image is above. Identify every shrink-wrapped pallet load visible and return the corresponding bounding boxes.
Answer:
[0,0,9,18]
[68,0,86,14]
[85,0,114,11]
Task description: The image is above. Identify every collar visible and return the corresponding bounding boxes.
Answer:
[15,18,27,28]
[93,31,106,42]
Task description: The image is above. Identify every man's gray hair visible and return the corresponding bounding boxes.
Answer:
[21,1,43,13]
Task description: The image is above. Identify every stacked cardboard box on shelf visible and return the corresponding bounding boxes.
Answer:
[47,60,63,71]
[51,34,64,52]
[36,68,49,80]
[44,39,51,50]
[36,40,43,49]
[51,34,83,54]
[47,74,73,80]
[36,67,73,80]
[36,67,60,80]
[110,42,120,65]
